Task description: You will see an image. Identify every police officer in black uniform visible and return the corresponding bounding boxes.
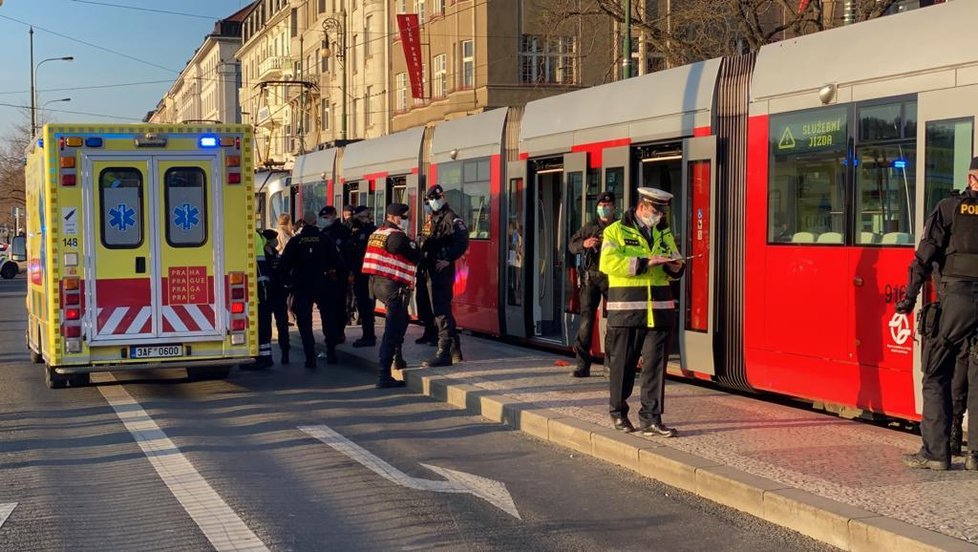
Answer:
[280,210,341,369]
[263,228,291,365]
[898,156,978,471]
[414,204,439,346]
[362,203,421,388]
[349,205,378,347]
[568,191,617,378]
[249,229,279,370]
[419,185,469,367]
[319,206,351,361]
[342,204,355,229]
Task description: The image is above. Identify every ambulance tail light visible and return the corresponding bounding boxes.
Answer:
[60,277,84,350]
[229,272,247,344]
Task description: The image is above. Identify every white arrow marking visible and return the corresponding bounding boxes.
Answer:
[298,425,521,520]
[0,503,16,530]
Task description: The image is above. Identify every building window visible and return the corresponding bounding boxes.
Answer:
[351,98,358,136]
[321,99,330,130]
[433,54,447,98]
[396,72,407,112]
[418,0,426,22]
[352,34,358,73]
[520,35,577,85]
[365,16,372,57]
[365,86,373,128]
[461,40,474,89]
[318,0,326,12]
[397,0,407,13]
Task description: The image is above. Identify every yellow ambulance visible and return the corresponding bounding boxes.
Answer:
[24,124,258,388]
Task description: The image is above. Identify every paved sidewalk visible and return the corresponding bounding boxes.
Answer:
[296,321,978,552]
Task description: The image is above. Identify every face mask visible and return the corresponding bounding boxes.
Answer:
[322,217,336,227]
[428,198,444,211]
[638,210,662,228]
[597,206,613,219]
[399,218,411,232]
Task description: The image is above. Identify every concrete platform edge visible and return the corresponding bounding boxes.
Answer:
[333,349,976,552]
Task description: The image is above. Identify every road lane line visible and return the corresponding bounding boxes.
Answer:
[96,374,268,552]
[0,503,16,530]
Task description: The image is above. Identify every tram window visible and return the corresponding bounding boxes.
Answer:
[854,146,915,245]
[438,158,491,239]
[269,191,290,224]
[507,178,524,307]
[768,106,848,244]
[299,181,327,221]
[925,118,974,216]
[642,157,682,231]
[605,167,623,204]
[585,169,600,222]
[567,170,584,261]
[373,188,386,224]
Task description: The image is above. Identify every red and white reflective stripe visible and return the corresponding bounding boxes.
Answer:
[362,228,416,286]
[162,305,216,333]
[96,306,153,335]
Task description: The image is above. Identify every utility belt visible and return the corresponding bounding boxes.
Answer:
[942,254,978,281]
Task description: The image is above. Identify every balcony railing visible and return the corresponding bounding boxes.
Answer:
[259,56,293,80]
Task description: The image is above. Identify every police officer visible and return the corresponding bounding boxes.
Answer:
[568,191,617,377]
[280,210,341,369]
[419,185,469,367]
[320,206,352,359]
[362,203,421,388]
[263,227,291,364]
[341,204,355,228]
[898,157,978,471]
[414,204,439,346]
[249,229,278,370]
[600,187,685,436]
[349,205,378,347]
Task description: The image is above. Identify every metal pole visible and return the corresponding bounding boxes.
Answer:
[29,27,35,137]
[622,0,631,79]
[299,33,305,154]
[341,10,347,141]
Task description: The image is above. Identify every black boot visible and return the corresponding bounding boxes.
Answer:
[422,342,453,368]
[326,345,338,365]
[353,336,377,348]
[450,336,463,363]
[376,361,406,388]
[571,357,590,378]
[951,414,964,456]
[393,349,408,371]
[280,349,290,365]
[415,329,438,346]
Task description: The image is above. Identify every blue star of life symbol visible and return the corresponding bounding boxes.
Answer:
[173,203,200,231]
[108,203,136,232]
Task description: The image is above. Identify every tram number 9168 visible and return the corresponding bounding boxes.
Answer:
[883,284,907,304]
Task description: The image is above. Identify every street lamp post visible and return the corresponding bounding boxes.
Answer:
[622,0,632,79]
[321,12,348,142]
[41,97,71,118]
[31,49,74,136]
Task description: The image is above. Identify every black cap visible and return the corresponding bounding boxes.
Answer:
[426,184,444,199]
[319,206,337,218]
[597,191,616,204]
[342,204,354,213]
[386,203,410,217]
[353,205,369,216]
[261,229,278,241]
[970,157,978,171]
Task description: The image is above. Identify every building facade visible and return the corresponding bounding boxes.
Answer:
[146,7,247,125]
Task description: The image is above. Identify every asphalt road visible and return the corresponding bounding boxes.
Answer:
[0,275,835,551]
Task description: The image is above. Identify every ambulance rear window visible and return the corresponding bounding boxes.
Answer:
[164,167,208,247]
[99,168,144,249]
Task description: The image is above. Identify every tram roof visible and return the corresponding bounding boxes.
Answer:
[520,59,720,155]
[341,126,425,181]
[291,148,337,185]
[430,108,507,165]
[753,1,977,102]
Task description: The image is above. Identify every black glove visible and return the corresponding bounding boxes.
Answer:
[895,297,916,315]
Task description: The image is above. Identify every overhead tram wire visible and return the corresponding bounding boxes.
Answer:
[68,0,225,20]
[0,101,143,121]
[0,79,177,96]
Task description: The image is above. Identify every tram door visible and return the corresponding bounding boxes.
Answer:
[679,136,717,375]
[504,161,528,338]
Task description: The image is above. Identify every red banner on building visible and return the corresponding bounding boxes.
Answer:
[397,14,424,99]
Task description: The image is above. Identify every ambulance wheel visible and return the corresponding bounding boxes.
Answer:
[186,366,230,381]
[45,366,68,389]
[0,263,16,280]
[68,373,90,387]
[30,349,43,364]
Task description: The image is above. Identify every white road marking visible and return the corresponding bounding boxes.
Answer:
[96,374,268,551]
[298,424,521,520]
[0,503,16,530]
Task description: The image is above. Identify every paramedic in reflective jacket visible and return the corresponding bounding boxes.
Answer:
[599,187,684,437]
[897,156,978,471]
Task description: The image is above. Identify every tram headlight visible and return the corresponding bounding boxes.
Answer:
[819,83,837,105]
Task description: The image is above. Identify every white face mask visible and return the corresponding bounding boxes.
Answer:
[399,218,411,232]
[638,210,662,228]
[322,217,336,227]
[428,198,444,211]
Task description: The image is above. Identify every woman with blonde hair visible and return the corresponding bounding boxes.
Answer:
[275,213,294,254]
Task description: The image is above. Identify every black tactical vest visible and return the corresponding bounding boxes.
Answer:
[944,195,978,280]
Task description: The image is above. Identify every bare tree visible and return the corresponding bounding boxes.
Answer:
[0,115,31,232]
[542,0,904,71]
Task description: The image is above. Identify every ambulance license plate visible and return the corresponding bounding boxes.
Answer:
[130,345,183,359]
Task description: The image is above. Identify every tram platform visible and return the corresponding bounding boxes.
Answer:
[309,321,978,552]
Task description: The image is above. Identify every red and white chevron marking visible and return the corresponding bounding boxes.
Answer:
[161,305,216,333]
[96,306,153,336]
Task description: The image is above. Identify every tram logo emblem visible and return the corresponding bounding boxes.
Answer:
[888,313,912,346]
[778,127,796,150]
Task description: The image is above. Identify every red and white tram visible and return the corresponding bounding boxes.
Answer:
[278,2,978,421]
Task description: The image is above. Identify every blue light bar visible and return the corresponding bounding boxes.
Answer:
[893,160,907,169]
[85,137,103,148]
[199,136,219,148]
[37,139,44,148]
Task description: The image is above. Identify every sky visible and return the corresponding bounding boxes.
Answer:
[0,0,253,136]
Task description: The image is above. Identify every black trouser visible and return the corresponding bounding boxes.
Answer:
[428,263,457,344]
[269,283,290,354]
[920,280,978,461]
[318,276,347,346]
[606,313,674,424]
[952,344,970,420]
[257,282,273,361]
[574,274,608,364]
[292,288,322,362]
[353,273,375,339]
[415,268,437,337]
[371,277,409,379]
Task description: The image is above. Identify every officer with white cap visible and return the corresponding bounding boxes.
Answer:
[599,187,685,436]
